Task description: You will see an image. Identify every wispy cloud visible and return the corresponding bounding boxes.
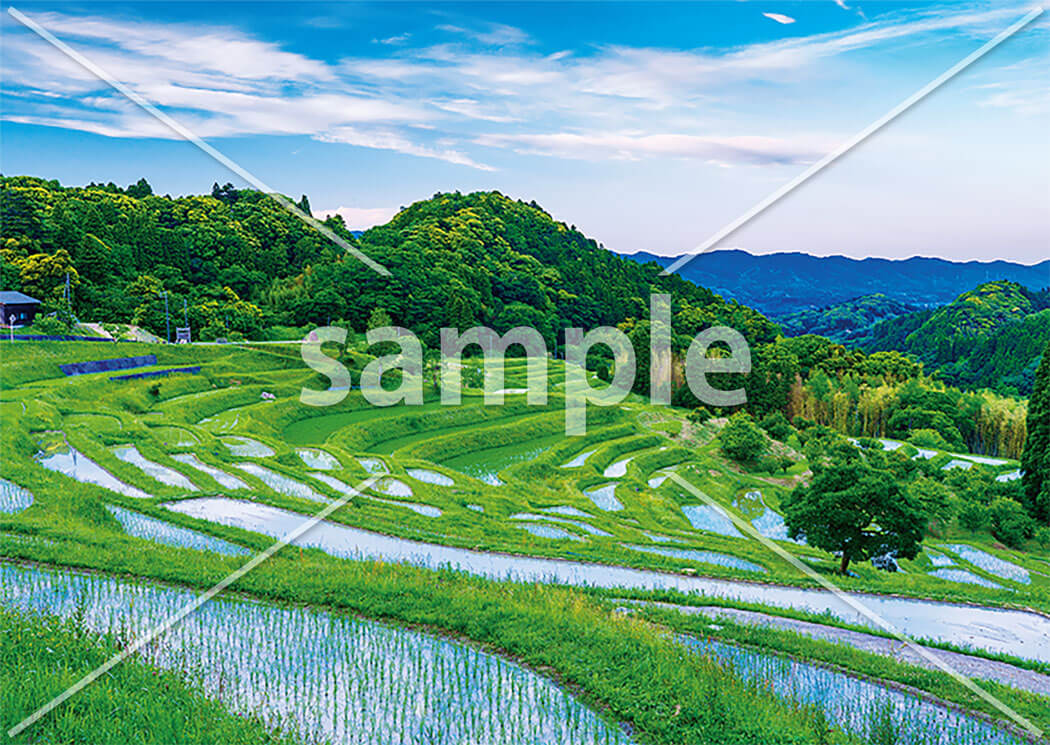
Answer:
[762,13,797,25]
[2,2,1043,173]
[475,131,831,165]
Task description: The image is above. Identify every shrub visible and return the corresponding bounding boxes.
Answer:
[687,406,712,424]
[758,411,792,442]
[989,497,1036,547]
[29,315,70,335]
[907,428,951,451]
[719,414,767,462]
[958,501,990,532]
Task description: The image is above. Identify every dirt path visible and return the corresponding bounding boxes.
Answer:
[632,601,1050,697]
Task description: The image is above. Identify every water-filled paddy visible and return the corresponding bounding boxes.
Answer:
[406,468,455,486]
[164,498,1050,663]
[0,478,34,514]
[677,635,1027,745]
[357,457,389,474]
[37,445,152,499]
[442,434,566,486]
[511,514,612,537]
[372,478,414,498]
[0,563,631,745]
[602,456,634,478]
[111,445,198,491]
[940,544,1030,585]
[105,504,248,556]
[296,448,340,470]
[681,504,744,538]
[170,453,248,491]
[233,463,327,503]
[582,484,623,512]
[929,568,1002,589]
[560,447,597,468]
[221,436,275,457]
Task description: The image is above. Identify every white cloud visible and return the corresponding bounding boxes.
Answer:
[763,13,797,25]
[475,131,831,165]
[317,206,400,228]
[833,0,850,9]
[319,127,495,170]
[375,33,411,45]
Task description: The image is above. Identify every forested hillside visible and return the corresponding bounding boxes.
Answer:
[859,281,1050,396]
[0,176,1034,457]
[0,176,775,348]
[779,293,924,341]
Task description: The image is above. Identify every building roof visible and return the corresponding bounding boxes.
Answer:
[0,291,41,305]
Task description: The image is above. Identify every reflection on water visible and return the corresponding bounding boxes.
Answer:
[0,563,630,745]
[163,497,1050,663]
[678,635,1026,745]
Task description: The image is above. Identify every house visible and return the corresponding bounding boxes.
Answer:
[0,291,42,327]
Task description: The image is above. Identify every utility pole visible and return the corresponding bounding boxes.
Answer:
[163,291,170,344]
[183,298,188,327]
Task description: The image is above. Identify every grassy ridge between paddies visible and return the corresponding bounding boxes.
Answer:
[628,603,1050,738]
[0,548,840,745]
[0,608,296,745]
[3,339,1049,741]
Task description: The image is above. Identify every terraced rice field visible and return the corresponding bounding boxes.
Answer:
[2,342,1046,745]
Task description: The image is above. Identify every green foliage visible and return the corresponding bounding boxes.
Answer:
[988,497,1036,548]
[758,411,793,442]
[782,461,927,574]
[861,282,1050,395]
[1,610,293,744]
[1022,341,1050,523]
[906,428,953,451]
[781,293,922,342]
[719,413,767,462]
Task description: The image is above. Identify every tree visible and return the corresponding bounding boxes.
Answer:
[1021,342,1050,523]
[782,462,926,574]
[126,178,153,198]
[719,414,767,462]
[989,497,1036,547]
[367,308,393,331]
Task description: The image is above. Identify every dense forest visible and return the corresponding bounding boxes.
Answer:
[858,281,1050,396]
[778,293,925,342]
[0,176,1035,458]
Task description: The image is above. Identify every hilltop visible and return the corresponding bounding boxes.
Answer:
[0,177,776,348]
[859,281,1050,395]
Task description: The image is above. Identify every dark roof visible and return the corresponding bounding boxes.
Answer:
[0,291,41,305]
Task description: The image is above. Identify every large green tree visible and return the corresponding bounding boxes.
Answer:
[1021,341,1050,523]
[782,462,926,574]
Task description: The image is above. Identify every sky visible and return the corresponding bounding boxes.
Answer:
[1,1,1048,264]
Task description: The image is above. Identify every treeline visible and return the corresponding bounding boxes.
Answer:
[858,281,1050,396]
[656,332,1028,459]
[0,177,775,348]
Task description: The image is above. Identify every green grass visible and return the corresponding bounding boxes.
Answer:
[0,608,296,744]
[2,339,1047,744]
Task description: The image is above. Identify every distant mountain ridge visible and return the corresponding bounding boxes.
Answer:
[622,249,1050,320]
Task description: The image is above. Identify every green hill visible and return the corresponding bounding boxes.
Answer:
[860,281,1050,395]
[780,293,923,342]
[0,177,777,348]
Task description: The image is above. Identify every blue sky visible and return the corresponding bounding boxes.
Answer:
[2,1,1048,263]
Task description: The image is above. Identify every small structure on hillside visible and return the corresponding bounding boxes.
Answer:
[0,291,41,327]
